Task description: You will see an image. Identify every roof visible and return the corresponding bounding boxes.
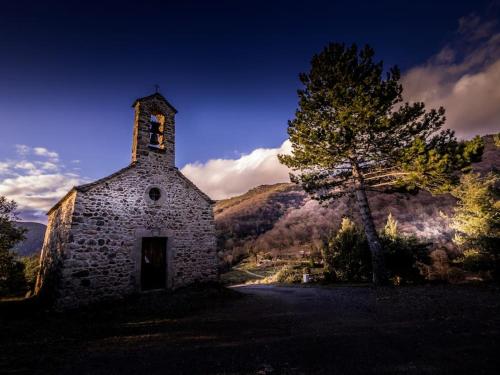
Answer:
[46,163,138,215]
[131,92,178,113]
[175,168,215,204]
[75,163,137,192]
[47,162,214,215]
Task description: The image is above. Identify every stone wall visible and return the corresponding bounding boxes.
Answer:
[36,93,218,309]
[43,165,217,309]
[35,191,76,302]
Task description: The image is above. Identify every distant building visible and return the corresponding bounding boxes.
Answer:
[35,93,218,309]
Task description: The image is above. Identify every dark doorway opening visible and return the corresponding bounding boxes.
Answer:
[141,237,167,291]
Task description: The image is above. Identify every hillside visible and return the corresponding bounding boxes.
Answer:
[215,135,499,264]
[13,222,46,256]
[9,136,498,263]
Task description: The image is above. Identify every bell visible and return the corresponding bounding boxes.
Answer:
[149,132,159,145]
[149,121,161,146]
[150,120,161,134]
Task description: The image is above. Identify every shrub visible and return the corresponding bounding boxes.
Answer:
[381,234,429,284]
[21,254,40,292]
[321,217,371,282]
[494,133,500,148]
[447,267,467,284]
[0,254,27,296]
[461,249,495,273]
[274,264,303,283]
[380,213,430,284]
[426,248,450,281]
[0,196,27,297]
[450,172,500,278]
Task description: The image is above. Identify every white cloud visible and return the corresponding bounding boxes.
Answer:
[37,161,59,172]
[181,140,292,200]
[14,161,37,174]
[402,14,500,138]
[0,162,10,174]
[0,145,82,222]
[15,144,30,156]
[33,147,59,161]
[0,174,80,214]
[181,15,500,201]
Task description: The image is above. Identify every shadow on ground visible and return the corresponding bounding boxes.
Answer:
[1,283,500,374]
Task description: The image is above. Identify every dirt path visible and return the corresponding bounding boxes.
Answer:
[232,267,265,278]
[2,284,500,374]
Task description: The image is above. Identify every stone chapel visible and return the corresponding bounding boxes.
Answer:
[35,92,218,309]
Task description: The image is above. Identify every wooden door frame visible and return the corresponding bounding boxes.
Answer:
[140,237,167,291]
[133,228,174,291]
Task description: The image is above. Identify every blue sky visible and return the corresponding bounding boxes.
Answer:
[0,0,499,221]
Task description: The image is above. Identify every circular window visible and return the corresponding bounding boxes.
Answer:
[148,188,161,201]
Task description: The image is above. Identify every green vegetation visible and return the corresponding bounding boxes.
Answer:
[379,214,429,284]
[272,264,304,284]
[493,133,500,148]
[321,217,371,282]
[21,253,40,291]
[0,196,28,297]
[279,42,483,284]
[225,214,431,286]
[451,172,500,278]
[320,215,429,285]
[220,257,286,285]
[0,196,43,298]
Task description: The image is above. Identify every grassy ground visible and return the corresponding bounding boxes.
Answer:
[220,258,286,284]
[220,258,325,285]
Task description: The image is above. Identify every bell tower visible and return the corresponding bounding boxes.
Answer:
[131,92,178,168]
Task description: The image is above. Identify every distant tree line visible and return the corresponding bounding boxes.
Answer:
[0,196,39,297]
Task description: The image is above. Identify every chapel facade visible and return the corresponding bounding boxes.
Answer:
[35,93,218,309]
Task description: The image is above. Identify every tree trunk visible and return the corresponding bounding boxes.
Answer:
[352,164,388,285]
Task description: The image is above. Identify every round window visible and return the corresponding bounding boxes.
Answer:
[148,187,161,201]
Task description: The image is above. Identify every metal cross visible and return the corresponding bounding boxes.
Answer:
[154,84,160,93]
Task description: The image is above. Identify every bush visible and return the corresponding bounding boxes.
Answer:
[426,249,450,281]
[381,234,429,284]
[274,264,303,283]
[0,252,27,297]
[447,267,467,284]
[0,197,28,297]
[321,217,372,282]
[461,249,495,273]
[321,214,431,284]
[21,254,40,292]
[380,213,430,284]
[450,172,500,279]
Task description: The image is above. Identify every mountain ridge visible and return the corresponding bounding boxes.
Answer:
[215,135,499,264]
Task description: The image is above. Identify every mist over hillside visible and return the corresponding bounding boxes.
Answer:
[215,135,499,265]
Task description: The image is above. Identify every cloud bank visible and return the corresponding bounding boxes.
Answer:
[402,13,500,139]
[2,14,498,216]
[181,140,292,200]
[0,145,82,222]
[185,13,500,200]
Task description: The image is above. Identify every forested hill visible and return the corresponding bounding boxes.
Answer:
[13,222,46,256]
[215,135,499,264]
[10,135,498,262]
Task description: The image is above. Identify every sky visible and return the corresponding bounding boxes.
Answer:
[0,0,499,222]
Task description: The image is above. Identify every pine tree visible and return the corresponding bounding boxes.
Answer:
[451,172,500,273]
[0,196,27,296]
[279,43,483,284]
[383,213,398,238]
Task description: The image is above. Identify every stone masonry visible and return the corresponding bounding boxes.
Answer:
[35,93,218,309]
